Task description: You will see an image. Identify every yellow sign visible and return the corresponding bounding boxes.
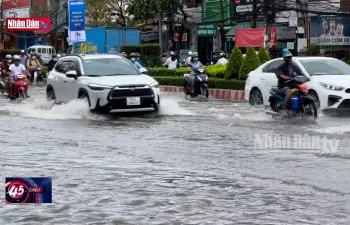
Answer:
[81,43,87,54]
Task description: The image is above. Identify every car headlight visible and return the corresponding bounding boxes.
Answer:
[319,82,344,91]
[148,81,159,88]
[87,83,113,91]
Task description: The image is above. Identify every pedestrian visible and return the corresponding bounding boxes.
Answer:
[19,50,27,66]
[216,52,228,65]
[163,51,178,69]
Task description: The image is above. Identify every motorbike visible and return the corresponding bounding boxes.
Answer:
[183,67,209,99]
[35,67,46,86]
[11,74,29,100]
[266,75,317,119]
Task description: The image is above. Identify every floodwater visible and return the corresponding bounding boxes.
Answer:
[0,87,350,225]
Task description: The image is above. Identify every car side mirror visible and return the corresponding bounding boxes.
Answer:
[66,70,78,79]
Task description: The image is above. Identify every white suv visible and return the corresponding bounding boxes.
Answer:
[46,54,160,113]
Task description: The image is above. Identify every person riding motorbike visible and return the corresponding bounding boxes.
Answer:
[1,54,13,96]
[26,52,42,83]
[187,51,203,92]
[48,54,60,71]
[129,52,143,70]
[275,48,303,110]
[20,50,27,66]
[9,55,30,99]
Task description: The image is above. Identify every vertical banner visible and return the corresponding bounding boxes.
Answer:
[270,26,277,48]
[68,0,86,43]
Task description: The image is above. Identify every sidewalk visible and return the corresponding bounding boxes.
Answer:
[160,85,246,102]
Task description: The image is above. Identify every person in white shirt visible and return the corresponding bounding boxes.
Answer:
[163,51,178,69]
[216,52,228,65]
[9,55,30,98]
[185,50,193,66]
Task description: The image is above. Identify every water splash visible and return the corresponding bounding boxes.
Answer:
[158,97,195,116]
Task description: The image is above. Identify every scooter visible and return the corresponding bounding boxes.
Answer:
[183,67,209,99]
[266,75,317,119]
[35,67,46,86]
[11,74,29,100]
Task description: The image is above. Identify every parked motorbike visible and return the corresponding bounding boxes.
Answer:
[11,74,28,100]
[183,67,209,99]
[266,75,317,119]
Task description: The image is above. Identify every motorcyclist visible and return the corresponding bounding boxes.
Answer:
[188,51,203,92]
[9,55,30,99]
[163,51,178,69]
[1,55,13,96]
[20,50,27,66]
[185,50,193,66]
[48,54,60,71]
[216,52,228,65]
[135,52,143,66]
[129,52,143,70]
[26,52,42,83]
[275,48,303,110]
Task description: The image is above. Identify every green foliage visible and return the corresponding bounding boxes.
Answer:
[306,44,320,56]
[148,65,226,78]
[225,47,244,79]
[257,48,271,64]
[153,76,246,90]
[0,49,21,57]
[238,47,261,80]
[120,44,161,67]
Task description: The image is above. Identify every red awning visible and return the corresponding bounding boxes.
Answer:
[235,28,265,47]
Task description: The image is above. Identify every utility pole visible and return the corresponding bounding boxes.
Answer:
[158,12,163,53]
[219,0,225,51]
[252,0,257,28]
[1,0,3,49]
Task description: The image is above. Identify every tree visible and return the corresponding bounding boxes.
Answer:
[86,0,129,27]
[257,47,271,64]
[225,47,244,79]
[238,47,261,80]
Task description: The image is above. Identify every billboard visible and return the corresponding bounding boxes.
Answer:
[3,0,30,9]
[310,16,350,46]
[5,18,51,32]
[233,0,264,21]
[68,0,86,43]
[4,8,30,18]
[202,0,231,23]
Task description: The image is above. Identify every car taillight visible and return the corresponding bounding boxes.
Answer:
[297,83,309,94]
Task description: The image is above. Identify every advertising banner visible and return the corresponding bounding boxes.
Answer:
[235,28,265,47]
[68,0,86,43]
[4,7,30,18]
[5,17,51,32]
[3,0,30,9]
[310,16,350,46]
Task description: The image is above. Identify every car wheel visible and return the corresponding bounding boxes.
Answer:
[249,88,263,106]
[46,87,56,102]
[309,90,320,108]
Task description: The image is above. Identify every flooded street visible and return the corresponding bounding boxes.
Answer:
[1,87,350,224]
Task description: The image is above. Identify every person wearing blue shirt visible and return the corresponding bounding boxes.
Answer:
[129,53,143,70]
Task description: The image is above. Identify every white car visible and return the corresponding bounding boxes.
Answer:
[245,56,350,112]
[46,54,160,113]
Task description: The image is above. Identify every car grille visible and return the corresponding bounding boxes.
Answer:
[345,88,350,93]
[110,88,153,98]
[338,99,350,108]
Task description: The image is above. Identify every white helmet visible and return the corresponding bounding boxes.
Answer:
[188,50,193,56]
[170,51,175,56]
[13,55,20,61]
[5,54,12,60]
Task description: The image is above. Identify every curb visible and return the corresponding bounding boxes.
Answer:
[160,85,246,102]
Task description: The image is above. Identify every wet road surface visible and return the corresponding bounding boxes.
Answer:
[0,87,350,224]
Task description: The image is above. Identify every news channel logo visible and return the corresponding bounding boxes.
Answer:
[5,177,52,204]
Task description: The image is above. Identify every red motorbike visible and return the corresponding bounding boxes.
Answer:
[11,74,29,100]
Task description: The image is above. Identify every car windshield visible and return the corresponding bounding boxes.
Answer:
[82,58,141,76]
[299,58,350,75]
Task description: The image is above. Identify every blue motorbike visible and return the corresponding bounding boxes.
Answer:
[266,76,317,119]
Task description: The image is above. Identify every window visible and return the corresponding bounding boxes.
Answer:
[42,48,47,54]
[69,61,81,73]
[299,58,350,75]
[37,48,42,54]
[262,60,284,73]
[48,48,52,54]
[82,58,140,76]
[55,61,72,73]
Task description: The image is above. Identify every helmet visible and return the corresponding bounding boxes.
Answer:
[129,52,137,58]
[170,51,175,56]
[13,55,20,61]
[281,48,292,58]
[20,49,25,53]
[220,52,225,57]
[135,52,140,57]
[5,54,12,60]
[56,54,61,58]
[188,50,193,56]
[192,51,198,57]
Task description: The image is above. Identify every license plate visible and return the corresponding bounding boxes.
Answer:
[126,97,141,106]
